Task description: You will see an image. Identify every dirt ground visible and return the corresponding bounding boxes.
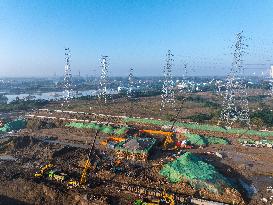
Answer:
[43,91,273,131]
[0,124,272,205]
[1,93,273,205]
[46,94,218,122]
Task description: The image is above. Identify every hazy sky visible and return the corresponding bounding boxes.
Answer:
[1,0,273,77]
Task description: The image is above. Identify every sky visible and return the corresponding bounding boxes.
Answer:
[1,0,273,77]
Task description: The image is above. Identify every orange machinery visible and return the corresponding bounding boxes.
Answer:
[100,136,126,146]
[139,129,176,150]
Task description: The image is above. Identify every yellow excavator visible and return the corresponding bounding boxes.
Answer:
[34,163,54,178]
[67,158,92,189]
[134,192,175,205]
[67,129,99,189]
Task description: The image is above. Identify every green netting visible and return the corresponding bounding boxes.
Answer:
[238,138,255,144]
[206,136,229,145]
[184,133,229,146]
[65,122,128,135]
[66,122,83,128]
[260,139,273,144]
[0,119,27,133]
[114,127,128,135]
[184,133,207,146]
[124,117,273,138]
[93,124,101,130]
[160,152,231,193]
[100,125,114,134]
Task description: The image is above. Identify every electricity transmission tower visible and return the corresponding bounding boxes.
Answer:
[161,50,175,110]
[183,63,188,80]
[219,31,250,127]
[63,48,73,102]
[127,68,135,98]
[98,56,109,103]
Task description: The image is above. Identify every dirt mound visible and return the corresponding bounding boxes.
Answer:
[27,119,57,131]
[0,178,94,205]
[52,146,78,158]
[0,195,29,205]
[12,136,41,149]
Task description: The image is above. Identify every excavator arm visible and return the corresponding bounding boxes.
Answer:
[67,129,99,188]
[79,129,99,186]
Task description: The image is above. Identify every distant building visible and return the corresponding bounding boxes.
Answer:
[117,86,127,93]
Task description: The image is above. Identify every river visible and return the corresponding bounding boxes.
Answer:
[4,89,117,103]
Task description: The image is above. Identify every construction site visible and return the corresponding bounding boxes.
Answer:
[1,42,273,204]
[2,1,273,204]
[1,39,273,205]
[0,86,272,205]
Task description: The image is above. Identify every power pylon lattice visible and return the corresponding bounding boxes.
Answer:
[127,68,135,98]
[98,56,109,103]
[63,48,73,102]
[161,50,175,110]
[219,31,250,127]
[183,63,188,80]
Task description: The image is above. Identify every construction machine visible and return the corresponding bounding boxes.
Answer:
[134,192,175,205]
[139,129,177,150]
[34,163,54,178]
[100,136,126,148]
[139,98,188,151]
[48,168,67,182]
[161,192,175,205]
[67,129,99,189]
[175,140,193,149]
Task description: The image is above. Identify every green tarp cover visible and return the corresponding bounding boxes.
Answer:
[66,122,128,135]
[184,133,229,146]
[160,152,231,193]
[0,119,27,133]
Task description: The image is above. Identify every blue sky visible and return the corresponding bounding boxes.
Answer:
[0,0,273,77]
